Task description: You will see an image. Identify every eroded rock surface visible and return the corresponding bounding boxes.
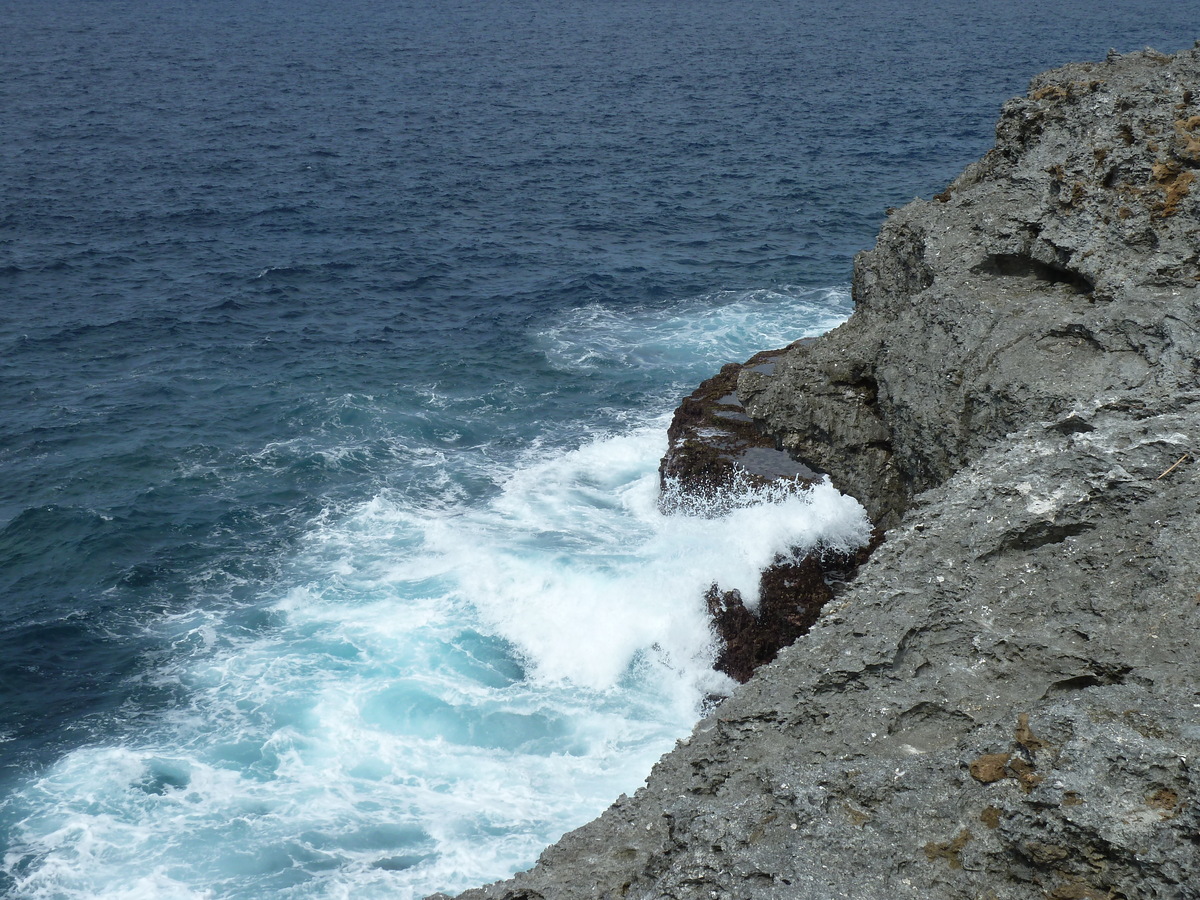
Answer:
[442,45,1200,900]
[741,45,1200,529]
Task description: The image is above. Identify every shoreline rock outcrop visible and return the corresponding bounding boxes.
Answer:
[659,350,880,685]
[739,44,1200,531]
[658,348,823,513]
[441,44,1200,900]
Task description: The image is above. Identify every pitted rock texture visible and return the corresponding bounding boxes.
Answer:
[448,406,1200,900]
[440,46,1200,900]
[739,45,1200,529]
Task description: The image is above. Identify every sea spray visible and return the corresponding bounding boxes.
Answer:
[3,417,869,900]
[536,287,853,378]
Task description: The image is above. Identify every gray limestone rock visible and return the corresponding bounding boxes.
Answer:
[740,45,1200,529]
[441,45,1200,900]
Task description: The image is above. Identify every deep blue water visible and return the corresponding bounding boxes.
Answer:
[2,2,1198,896]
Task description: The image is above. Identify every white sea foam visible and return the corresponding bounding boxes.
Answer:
[2,289,865,899]
[535,285,852,376]
[3,423,868,900]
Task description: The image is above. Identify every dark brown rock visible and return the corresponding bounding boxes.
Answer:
[658,348,821,514]
[706,532,882,683]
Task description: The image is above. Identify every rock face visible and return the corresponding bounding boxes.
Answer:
[740,44,1200,530]
[443,46,1200,900]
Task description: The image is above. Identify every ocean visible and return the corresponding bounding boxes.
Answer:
[2,2,1197,897]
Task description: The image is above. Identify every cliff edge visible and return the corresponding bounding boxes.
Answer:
[444,45,1200,900]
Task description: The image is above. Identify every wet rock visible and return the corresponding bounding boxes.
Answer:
[658,349,821,514]
[704,538,876,684]
[659,346,872,683]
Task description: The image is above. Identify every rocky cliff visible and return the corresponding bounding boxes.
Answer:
[443,45,1200,900]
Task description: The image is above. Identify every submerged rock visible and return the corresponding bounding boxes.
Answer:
[443,44,1200,900]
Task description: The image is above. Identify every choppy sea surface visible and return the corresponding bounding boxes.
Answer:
[2,2,1197,897]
